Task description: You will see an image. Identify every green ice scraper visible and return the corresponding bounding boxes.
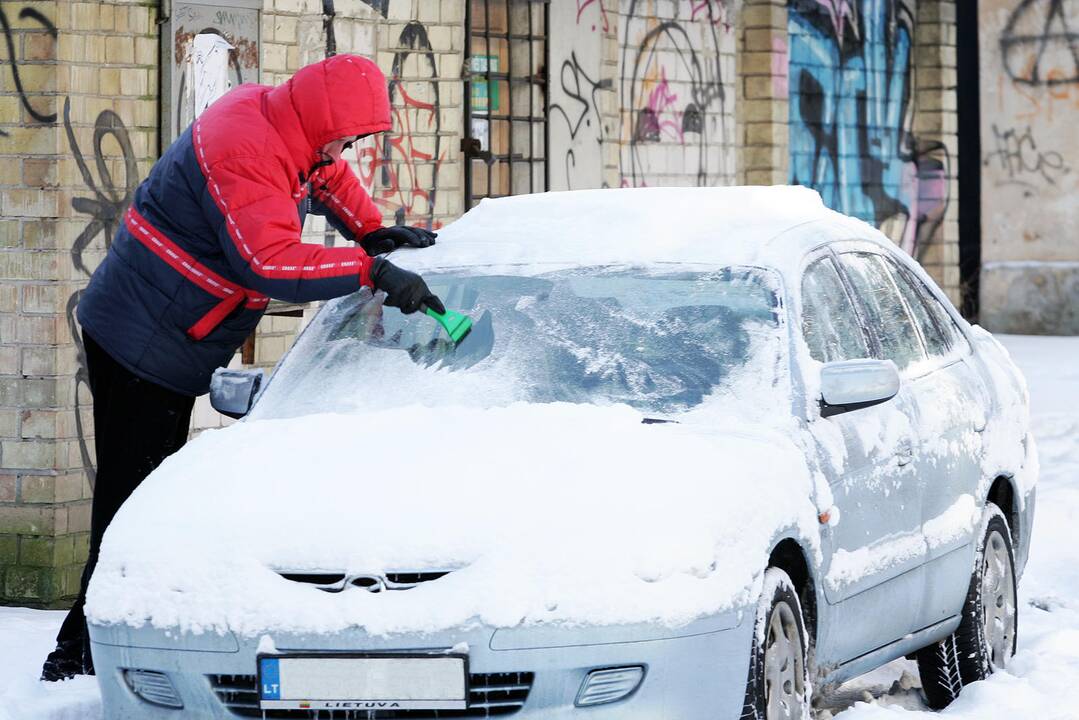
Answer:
[422,304,473,344]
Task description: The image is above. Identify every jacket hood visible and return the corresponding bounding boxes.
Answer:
[264,54,392,174]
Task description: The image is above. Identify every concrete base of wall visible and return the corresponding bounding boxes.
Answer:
[980,262,1079,335]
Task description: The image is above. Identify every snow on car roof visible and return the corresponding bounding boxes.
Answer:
[394,186,880,275]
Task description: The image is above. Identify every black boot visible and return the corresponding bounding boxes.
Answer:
[40,641,86,682]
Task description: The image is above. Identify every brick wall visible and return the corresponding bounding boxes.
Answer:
[0,0,158,606]
[737,0,789,185]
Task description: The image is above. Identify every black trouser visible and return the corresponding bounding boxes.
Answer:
[54,332,195,667]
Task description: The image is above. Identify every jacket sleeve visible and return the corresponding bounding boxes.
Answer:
[203,155,376,303]
[309,158,385,242]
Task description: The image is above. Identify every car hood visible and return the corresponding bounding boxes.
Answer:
[86,402,820,637]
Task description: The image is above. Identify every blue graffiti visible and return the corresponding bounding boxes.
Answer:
[788,0,948,255]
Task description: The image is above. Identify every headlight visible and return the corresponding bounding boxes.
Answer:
[575,666,645,707]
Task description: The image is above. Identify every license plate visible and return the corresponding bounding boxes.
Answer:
[258,653,469,711]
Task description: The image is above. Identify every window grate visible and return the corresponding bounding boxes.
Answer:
[464,0,549,208]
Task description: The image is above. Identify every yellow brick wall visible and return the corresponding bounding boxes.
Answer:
[0,0,157,606]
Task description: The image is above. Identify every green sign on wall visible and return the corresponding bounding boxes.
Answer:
[470,55,500,114]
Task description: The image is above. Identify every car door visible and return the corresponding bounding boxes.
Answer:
[878,257,990,627]
[800,251,926,664]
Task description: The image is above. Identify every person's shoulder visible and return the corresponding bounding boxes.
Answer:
[193,86,284,171]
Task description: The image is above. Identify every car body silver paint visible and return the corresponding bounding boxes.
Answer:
[89,217,1035,718]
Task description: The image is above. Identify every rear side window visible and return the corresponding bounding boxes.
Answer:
[903,269,971,356]
[801,257,870,363]
[879,257,951,357]
[838,252,927,370]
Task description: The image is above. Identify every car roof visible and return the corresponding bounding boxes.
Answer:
[391,186,891,278]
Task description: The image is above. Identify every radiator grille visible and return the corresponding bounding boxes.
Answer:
[208,671,533,718]
[277,571,451,593]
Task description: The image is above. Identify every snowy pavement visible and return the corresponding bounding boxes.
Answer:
[1,333,1076,720]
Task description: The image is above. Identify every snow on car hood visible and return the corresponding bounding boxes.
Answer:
[86,402,820,637]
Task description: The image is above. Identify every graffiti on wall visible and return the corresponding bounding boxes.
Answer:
[787,0,950,256]
[978,0,1079,332]
[357,20,444,229]
[1000,0,1079,87]
[0,4,57,134]
[984,123,1071,193]
[63,99,138,486]
[1,3,139,486]
[550,50,611,189]
[549,0,610,191]
[988,0,1078,187]
[983,0,1078,194]
[619,0,734,187]
[576,0,610,33]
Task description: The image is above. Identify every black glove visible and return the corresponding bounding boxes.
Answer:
[370,257,445,315]
[359,226,437,256]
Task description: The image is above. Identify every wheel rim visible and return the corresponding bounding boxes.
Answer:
[763,600,806,720]
[981,529,1017,670]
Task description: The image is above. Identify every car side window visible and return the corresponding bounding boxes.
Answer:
[903,269,971,356]
[838,252,927,371]
[801,257,870,363]
[879,257,951,358]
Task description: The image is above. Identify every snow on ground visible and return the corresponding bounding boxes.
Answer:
[0,608,99,720]
[1,333,1077,719]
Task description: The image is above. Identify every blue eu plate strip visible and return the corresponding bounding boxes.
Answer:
[260,657,281,700]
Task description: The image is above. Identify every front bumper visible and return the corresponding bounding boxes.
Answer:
[90,615,753,719]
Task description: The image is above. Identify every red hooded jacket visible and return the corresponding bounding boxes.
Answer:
[77,55,393,395]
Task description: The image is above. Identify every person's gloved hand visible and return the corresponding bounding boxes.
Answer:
[359,225,437,256]
[370,257,445,315]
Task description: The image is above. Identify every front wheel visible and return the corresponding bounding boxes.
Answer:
[915,503,1017,709]
[741,567,810,720]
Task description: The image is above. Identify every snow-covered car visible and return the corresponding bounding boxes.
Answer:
[87,187,1036,719]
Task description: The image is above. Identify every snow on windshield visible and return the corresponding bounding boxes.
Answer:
[252,267,784,420]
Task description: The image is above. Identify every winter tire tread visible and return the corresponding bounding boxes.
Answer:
[915,503,1016,710]
[740,567,810,720]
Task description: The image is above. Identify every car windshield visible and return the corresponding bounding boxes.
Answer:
[251,266,785,419]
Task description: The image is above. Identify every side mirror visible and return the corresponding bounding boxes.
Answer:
[209,368,264,419]
[819,359,900,418]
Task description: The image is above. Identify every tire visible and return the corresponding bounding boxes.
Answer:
[741,567,811,720]
[915,503,1018,710]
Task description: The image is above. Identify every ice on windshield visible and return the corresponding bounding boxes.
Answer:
[252,267,784,419]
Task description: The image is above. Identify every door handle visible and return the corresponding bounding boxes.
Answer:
[896,441,914,466]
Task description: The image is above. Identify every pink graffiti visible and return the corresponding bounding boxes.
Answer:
[813,0,860,45]
[772,37,789,98]
[575,0,609,33]
[690,0,730,29]
[644,68,684,143]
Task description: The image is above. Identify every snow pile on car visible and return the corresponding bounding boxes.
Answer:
[392,185,872,277]
[85,401,821,637]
